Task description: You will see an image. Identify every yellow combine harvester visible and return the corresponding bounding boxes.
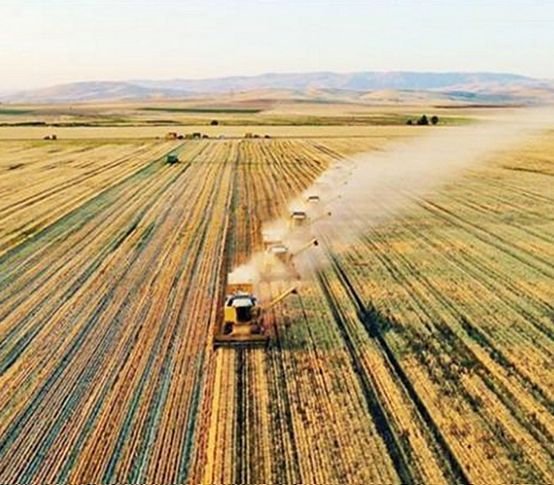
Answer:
[290,210,308,227]
[262,235,284,251]
[214,281,298,348]
[262,238,319,279]
[289,209,332,229]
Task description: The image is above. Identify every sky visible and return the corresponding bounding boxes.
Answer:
[0,0,553,90]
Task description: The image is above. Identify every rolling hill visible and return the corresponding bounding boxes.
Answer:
[2,71,553,104]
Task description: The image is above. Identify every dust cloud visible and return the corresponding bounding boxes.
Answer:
[230,107,554,288]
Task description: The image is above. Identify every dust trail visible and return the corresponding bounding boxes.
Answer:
[310,107,554,241]
[232,107,554,285]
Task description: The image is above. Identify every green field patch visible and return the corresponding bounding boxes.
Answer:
[0,108,33,115]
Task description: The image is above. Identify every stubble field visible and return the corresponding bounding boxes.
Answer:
[0,125,552,484]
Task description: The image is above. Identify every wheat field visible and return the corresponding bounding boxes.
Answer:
[0,128,552,484]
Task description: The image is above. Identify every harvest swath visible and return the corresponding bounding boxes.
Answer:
[0,132,552,484]
[0,140,178,255]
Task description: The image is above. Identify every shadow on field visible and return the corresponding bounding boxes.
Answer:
[272,293,396,353]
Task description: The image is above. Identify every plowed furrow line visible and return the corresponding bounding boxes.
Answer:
[0,142,206,282]
[440,192,554,246]
[403,218,554,344]
[362,227,553,417]
[0,144,155,216]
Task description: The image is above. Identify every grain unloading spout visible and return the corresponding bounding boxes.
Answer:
[263,286,298,312]
[310,211,332,224]
[262,238,319,280]
[291,238,318,258]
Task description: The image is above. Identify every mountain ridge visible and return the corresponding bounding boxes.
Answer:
[2,71,553,104]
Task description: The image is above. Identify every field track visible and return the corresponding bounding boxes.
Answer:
[0,133,552,484]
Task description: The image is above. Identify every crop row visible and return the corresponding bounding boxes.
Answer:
[0,140,178,255]
[2,132,551,484]
[0,137,389,484]
[304,136,554,483]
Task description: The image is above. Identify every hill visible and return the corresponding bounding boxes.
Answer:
[2,71,553,104]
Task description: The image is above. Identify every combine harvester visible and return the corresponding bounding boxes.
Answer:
[213,239,319,348]
[262,238,319,279]
[289,209,332,229]
[214,280,298,348]
[289,193,334,229]
[213,199,326,349]
[290,210,308,227]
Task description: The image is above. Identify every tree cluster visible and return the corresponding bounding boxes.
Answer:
[406,115,439,126]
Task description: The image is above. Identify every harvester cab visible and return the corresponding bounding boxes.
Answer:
[290,210,308,227]
[262,238,319,280]
[214,280,298,348]
[268,243,290,262]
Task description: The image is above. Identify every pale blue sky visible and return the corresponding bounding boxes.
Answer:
[0,0,552,89]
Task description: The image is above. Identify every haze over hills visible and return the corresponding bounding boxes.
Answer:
[131,71,545,92]
[2,71,553,104]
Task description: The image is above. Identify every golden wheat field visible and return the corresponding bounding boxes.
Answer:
[0,125,553,484]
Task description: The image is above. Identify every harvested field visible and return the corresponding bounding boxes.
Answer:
[0,140,178,255]
[0,130,552,484]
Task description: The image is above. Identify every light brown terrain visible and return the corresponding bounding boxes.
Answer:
[0,103,552,484]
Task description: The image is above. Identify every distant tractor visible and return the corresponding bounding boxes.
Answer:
[43,134,57,140]
[166,154,179,164]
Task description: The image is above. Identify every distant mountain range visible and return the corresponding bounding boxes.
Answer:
[2,71,553,104]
